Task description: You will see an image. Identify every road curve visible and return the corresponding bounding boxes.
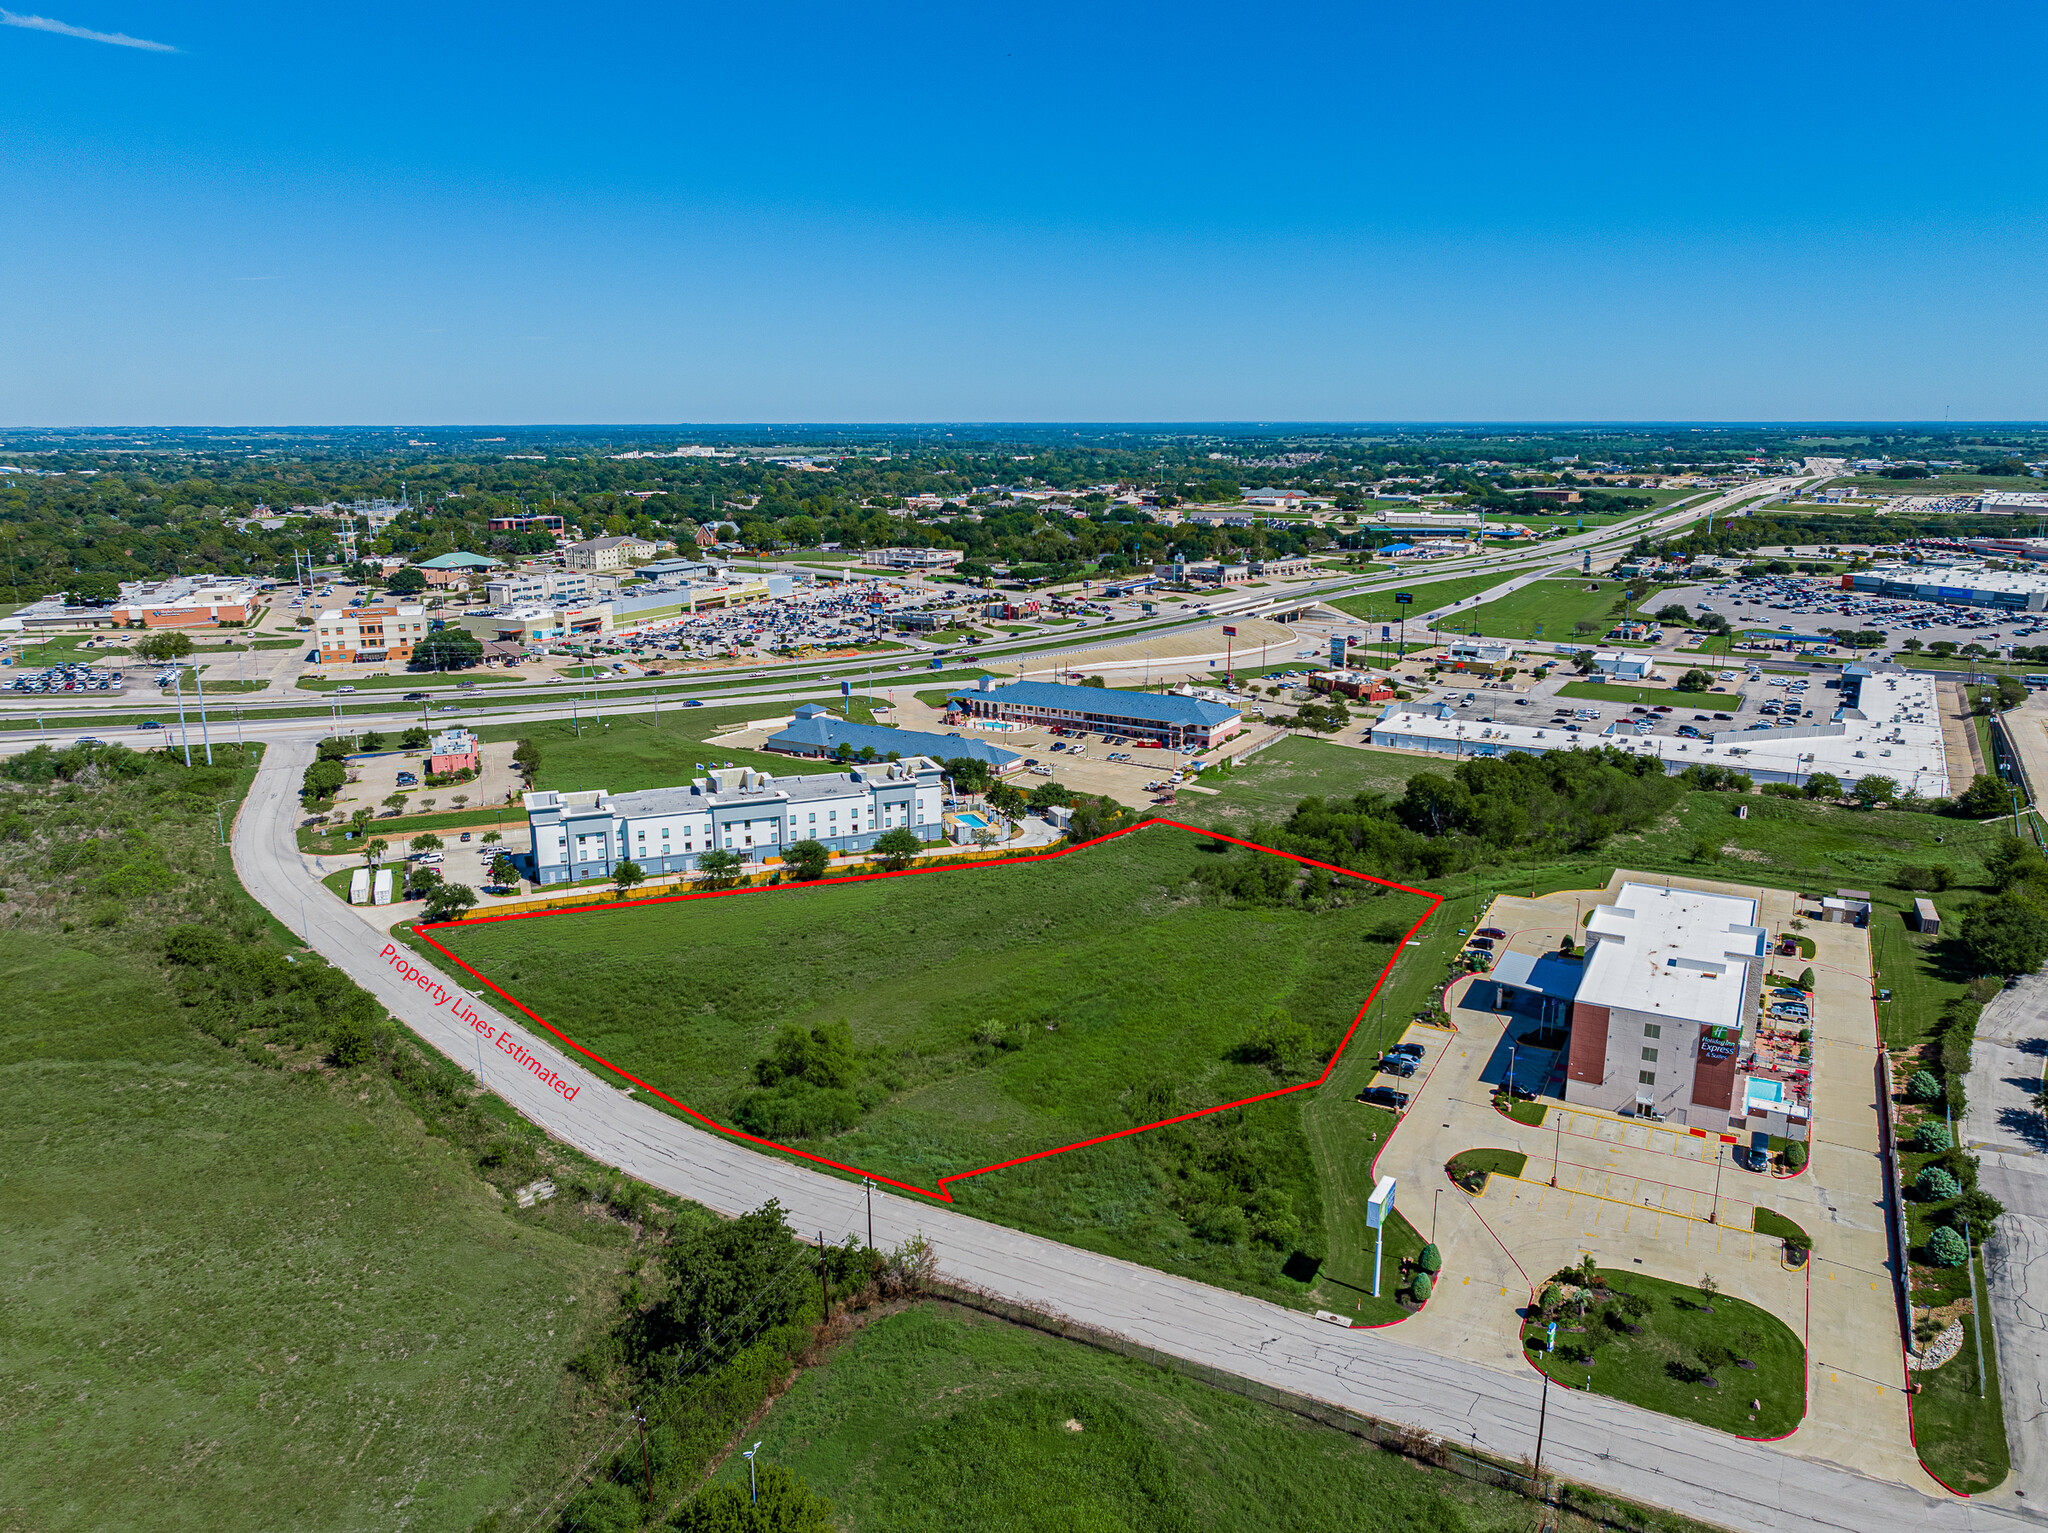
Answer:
[225,711,2008,1532]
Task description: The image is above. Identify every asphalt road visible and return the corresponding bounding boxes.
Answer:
[229,731,2026,1533]
[1966,972,2048,1514]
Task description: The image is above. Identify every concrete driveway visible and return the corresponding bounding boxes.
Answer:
[1964,972,2048,1513]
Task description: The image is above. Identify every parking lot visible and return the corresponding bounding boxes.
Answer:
[1363,871,1930,1489]
[1389,659,1837,755]
[1658,572,2044,653]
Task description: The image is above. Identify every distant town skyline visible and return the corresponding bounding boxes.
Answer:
[3,0,2042,424]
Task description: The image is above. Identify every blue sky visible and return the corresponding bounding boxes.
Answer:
[2,0,2043,424]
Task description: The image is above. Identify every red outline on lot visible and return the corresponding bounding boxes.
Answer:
[410,817,1441,1203]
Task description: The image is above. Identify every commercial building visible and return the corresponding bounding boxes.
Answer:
[860,547,964,571]
[1564,882,1768,1124]
[484,568,604,607]
[522,757,945,883]
[1447,640,1515,668]
[108,575,262,628]
[426,726,480,776]
[1243,488,1307,507]
[1251,555,1314,578]
[413,551,503,589]
[765,715,1022,771]
[945,677,1243,750]
[1979,492,2048,515]
[488,512,566,534]
[564,534,658,571]
[314,602,429,665]
[1846,563,2048,612]
[1365,663,1949,799]
[491,604,614,644]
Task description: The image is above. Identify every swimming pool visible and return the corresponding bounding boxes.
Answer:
[1746,1077,1786,1108]
[953,812,988,828]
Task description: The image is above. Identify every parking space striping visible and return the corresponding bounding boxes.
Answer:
[1508,1170,1753,1233]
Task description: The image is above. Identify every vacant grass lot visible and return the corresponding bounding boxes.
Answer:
[434,827,1432,1303]
[1555,681,1729,710]
[1526,1270,1805,1437]
[1182,738,1415,831]
[706,1302,1659,1533]
[1,945,629,1533]
[1451,578,1667,644]
[477,705,857,794]
[1330,571,1511,625]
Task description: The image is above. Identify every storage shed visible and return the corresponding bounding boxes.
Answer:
[1913,898,1940,935]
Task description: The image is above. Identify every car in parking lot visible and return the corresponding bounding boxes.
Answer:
[1376,1056,1416,1078]
[414,852,444,865]
[1387,1041,1426,1060]
[1358,1086,1410,1110]
[396,771,418,785]
[1476,927,1506,939]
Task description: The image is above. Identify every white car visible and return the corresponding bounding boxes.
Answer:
[414,852,444,865]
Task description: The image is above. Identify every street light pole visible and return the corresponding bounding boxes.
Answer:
[743,1442,762,1505]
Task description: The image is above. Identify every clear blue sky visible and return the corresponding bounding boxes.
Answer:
[3,0,2043,424]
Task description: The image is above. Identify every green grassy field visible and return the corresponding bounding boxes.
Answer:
[1182,739,1417,832]
[1449,577,1668,644]
[1329,571,1517,625]
[0,745,659,1532]
[431,828,1432,1305]
[477,704,858,794]
[298,670,520,691]
[1909,1248,2008,1494]
[1556,681,1730,710]
[1526,1270,1805,1437]
[700,1302,1671,1533]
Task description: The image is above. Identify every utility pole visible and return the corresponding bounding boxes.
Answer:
[632,1408,653,1501]
[865,1178,874,1252]
[194,665,214,765]
[172,669,193,767]
[1531,1321,1555,1501]
[817,1231,830,1320]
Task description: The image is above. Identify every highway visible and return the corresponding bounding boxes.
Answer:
[0,476,1810,749]
[226,716,2029,1533]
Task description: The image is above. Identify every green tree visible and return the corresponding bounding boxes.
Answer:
[1907,1070,1942,1102]
[349,807,373,838]
[697,847,743,888]
[1915,1120,1955,1153]
[410,832,443,855]
[1797,966,1816,990]
[381,793,407,814]
[386,566,428,595]
[1852,774,1898,807]
[300,757,346,804]
[488,850,518,887]
[409,629,483,672]
[1953,1188,2005,1242]
[785,838,830,881]
[1926,1225,1969,1268]
[1803,772,1842,800]
[1915,1165,1961,1201]
[1417,1242,1442,1274]
[134,631,196,663]
[612,859,646,895]
[1656,605,1691,623]
[359,730,386,752]
[1957,772,2012,818]
[1784,1140,1807,1170]
[873,827,923,871]
[670,1465,834,1533]
[1961,893,2048,978]
[1240,1008,1316,1075]
[400,725,431,750]
[422,881,477,922]
[1411,1270,1433,1303]
[1675,667,1713,692]
[481,829,501,844]
[985,782,1026,817]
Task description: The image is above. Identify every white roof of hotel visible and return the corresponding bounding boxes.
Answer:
[1577,881,1763,1031]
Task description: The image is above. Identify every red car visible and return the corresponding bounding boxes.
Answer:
[1477,927,1507,939]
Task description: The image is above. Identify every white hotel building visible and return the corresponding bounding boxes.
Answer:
[522,758,945,884]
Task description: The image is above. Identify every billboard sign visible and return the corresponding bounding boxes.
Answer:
[1698,1024,1738,1064]
[1366,1175,1397,1230]
[1221,625,1237,637]
[1394,591,1413,605]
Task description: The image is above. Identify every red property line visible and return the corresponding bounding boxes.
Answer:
[410,816,1444,1204]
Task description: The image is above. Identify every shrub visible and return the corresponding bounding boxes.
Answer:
[328,1012,376,1068]
[1784,1141,1807,1170]
[1411,1270,1433,1303]
[1914,1121,1954,1153]
[1926,1225,1969,1268]
[1907,1070,1942,1103]
[1417,1242,1442,1274]
[1915,1165,1962,1202]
